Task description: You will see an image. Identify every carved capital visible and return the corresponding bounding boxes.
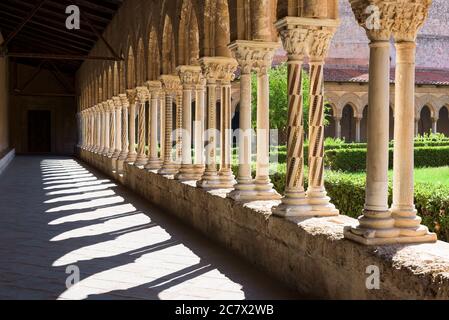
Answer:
[145,80,162,99]
[199,56,238,84]
[228,40,279,75]
[391,0,432,42]
[159,75,181,95]
[119,93,130,108]
[107,99,115,112]
[276,17,338,61]
[177,65,204,89]
[350,0,432,42]
[126,89,137,105]
[136,86,149,103]
[112,96,122,110]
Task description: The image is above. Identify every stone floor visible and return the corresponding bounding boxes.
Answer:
[0,156,299,300]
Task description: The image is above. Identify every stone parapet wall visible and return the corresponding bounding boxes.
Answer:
[78,149,449,299]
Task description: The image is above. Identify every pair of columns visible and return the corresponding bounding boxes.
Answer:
[333,115,362,142]
[227,40,281,201]
[270,17,339,217]
[344,0,436,245]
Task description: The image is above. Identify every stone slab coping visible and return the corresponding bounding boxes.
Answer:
[0,148,15,176]
[79,150,449,299]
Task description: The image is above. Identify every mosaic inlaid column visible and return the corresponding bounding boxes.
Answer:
[197,57,237,189]
[272,19,311,216]
[193,78,206,176]
[112,96,122,159]
[175,90,183,167]
[159,92,166,164]
[118,94,130,162]
[126,89,137,163]
[306,26,339,217]
[107,99,115,157]
[135,86,149,166]
[176,66,203,181]
[145,81,163,170]
[158,75,181,176]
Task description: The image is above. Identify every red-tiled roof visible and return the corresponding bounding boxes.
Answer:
[323,67,449,86]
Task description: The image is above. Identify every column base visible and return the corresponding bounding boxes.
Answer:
[134,155,148,167]
[306,189,339,216]
[193,164,206,175]
[117,152,128,162]
[218,170,236,189]
[144,158,163,170]
[125,152,137,163]
[157,162,179,176]
[175,165,202,181]
[116,159,125,173]
[255,178,282,201]
[197,170,221,189]
[272,191,313,217]
[344,226,437,245]
[112,150,121,159]
[227,180,257,201]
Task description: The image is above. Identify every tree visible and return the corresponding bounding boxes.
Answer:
[250,63,310,144]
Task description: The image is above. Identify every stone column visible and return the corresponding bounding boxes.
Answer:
[159,92,165,163]
[415,118,420,136]
[176,66,203,181]
[88,109,93,151]
[334,116,342,139]
[107,99,115,157]
[158,75,181,176]
[391,30,436,243]
[96,105,102,154]
[135,86,149,166]
[355,117,361,143]
[125,89,138,163]
[175,91,183,166]
[218,63,237,189]
[228,41,256,200]
[193,78,206,175]
[306,26,339,217]
[272,18,311,216]
[197,58,221,188]
[432,117,438,134]
[145,81,163,170]
[118,94,129,162]
[254,44,281,200]
[345,37,396,244]
[102,102,109,156]
[112,96,122,159]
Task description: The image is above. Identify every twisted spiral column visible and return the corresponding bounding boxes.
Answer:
[306,59,338,216]
[135,87,149,166]
[272,57,311,216]
[175,91,183,166]
[118,94,129,161]
[126,89,137,163]
[112,97,122,159]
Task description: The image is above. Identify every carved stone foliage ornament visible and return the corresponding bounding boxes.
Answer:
[350,0,432,41]
[159,75,181,94]
[228,40,279,75]
[177,65,204,89]
[199,57,238,83]
[275,17,338,61]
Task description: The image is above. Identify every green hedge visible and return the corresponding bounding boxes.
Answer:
[325,146,449,172]
[270,170,449,242]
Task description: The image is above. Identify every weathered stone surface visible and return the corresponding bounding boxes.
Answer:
[79,150,449,299]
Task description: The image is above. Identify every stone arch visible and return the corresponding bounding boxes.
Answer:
[417,95,438,119]
[338,93,361,118]
[113,61,119,96]
[126,45,136,89]
[136,37,146,85]
[202,0,231,57]
[418,105,433,135]
[179,0,200,66]
[341,104,356,142]
[438,105,449,137]
[148,25,161,80]
[162,15,176,74]
[324,93,340,116]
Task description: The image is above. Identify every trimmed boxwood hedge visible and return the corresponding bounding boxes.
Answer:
[269,169,449,242]
[325,146,449,172]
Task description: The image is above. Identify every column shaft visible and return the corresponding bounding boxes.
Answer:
[135,89,148,166]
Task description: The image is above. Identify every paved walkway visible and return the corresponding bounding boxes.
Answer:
[0,156,299,300]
